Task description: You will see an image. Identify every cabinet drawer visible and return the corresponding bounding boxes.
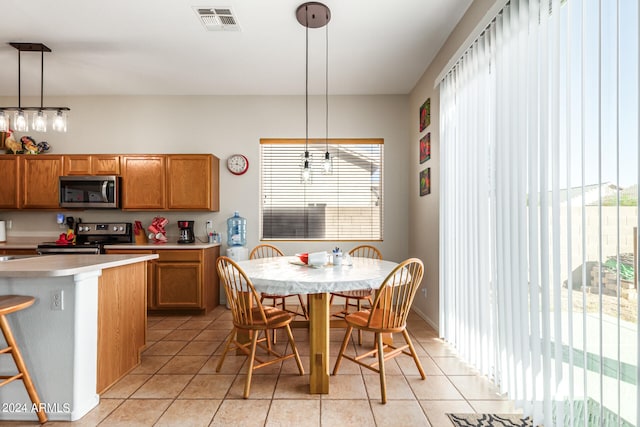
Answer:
[156,250,202,262]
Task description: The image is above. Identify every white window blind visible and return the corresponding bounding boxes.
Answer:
[260,138,383,241]
[439,0,638,426]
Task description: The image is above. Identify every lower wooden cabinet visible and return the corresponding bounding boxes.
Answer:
[0,249,39,256]
[105,246,219,313]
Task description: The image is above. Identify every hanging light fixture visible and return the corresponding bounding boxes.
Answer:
[0,43,70,133]
[297,2,331,183]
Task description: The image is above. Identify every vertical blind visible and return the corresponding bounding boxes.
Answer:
[260,139,383,241]
[439,1,638,426]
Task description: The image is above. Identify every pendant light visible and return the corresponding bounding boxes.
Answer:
[0,43,70,133]
[297,2,331,183]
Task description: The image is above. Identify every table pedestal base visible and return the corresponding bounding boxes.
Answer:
[309,293,329,394]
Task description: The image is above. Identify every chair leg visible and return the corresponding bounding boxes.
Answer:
[332,325,353,375]
[376,332,387,404]
[284,324,305,375]
[216,327,237,372]
[356,299,363,345]
[0,315,47,423]
[297,294,309,319]
[243,329,260,398]
[402,330,426,379]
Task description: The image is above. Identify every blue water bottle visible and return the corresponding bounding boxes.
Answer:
[227,211,246,247]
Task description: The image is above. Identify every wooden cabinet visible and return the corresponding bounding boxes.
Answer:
[97,262,147,393]
[122,154,219,211]
[155,250,202,308]
[64,155,120,175]
[0,156,20,208]
[0,249,39,256]
[167,154,219,211]
[121,155,166,210]
[105,246,219,313]
[21,155,63,209]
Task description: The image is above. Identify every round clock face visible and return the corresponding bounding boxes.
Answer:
[227,154,249,175]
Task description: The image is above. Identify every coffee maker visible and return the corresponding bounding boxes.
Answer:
[177,220,195,244]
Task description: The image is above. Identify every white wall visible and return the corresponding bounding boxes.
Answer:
[408,0,500,330]
[1,94,409,261]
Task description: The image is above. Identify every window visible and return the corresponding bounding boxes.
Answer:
[439,0,639,426]
[260,138,383,241]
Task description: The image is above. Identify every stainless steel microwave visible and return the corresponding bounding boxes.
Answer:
[59,175,120,209]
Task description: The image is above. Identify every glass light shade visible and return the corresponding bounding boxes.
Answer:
[322,151,332,174]
[0,111,8,132]
[13,110,28,132]
[52,110,67,132]
[33,110,47,132]
[301,151,312,183]
[301,162,312,183]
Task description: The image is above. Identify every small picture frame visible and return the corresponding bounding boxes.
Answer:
[420,168,431,196]
[419,98,430,132]
[419,132,431,164]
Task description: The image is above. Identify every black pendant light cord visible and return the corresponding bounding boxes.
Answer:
[305,4,309,157]
[17,50,21,110]
[325,16,329,153]
[40,51,44,109]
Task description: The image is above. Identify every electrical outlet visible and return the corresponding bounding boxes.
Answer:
[421,288,427,298]
[206,220,213,229]
[51,290,64,311]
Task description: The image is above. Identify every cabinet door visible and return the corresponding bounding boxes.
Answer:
[155,262,202,308]
[0,156,20,208]
[64,155,120,175]
[63,155,92,175]
[166,154,219,211]
[21,156,63,209]
[121,155,166,210]
[91,155,120,175]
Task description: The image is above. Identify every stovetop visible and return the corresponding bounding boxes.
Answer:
[38,222,134,248]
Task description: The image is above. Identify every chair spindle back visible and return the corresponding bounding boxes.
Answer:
[367,258,424,330]
[216,256,267,326]
[250,244,285,260]
[349,245,382,260]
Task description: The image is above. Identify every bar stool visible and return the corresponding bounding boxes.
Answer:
[0,295,47,423]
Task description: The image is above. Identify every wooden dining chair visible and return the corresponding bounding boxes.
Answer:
[332,258,426,404]
[251,244,309,320]
[329,244,382,344]
[216,256,304,398]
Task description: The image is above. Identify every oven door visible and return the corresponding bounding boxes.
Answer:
[59,176,120,209]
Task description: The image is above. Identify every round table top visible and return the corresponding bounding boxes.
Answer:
[236,256,398,295]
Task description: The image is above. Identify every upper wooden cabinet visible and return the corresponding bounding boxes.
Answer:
[122,154,219,211]
[167,155,220,211]
[121,155,166,210]
[64,155,120,175]
[21,155,63,209]
[0,156,20,209]
[0,153,219,211]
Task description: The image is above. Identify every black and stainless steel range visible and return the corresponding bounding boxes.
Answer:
[37,222,133,255]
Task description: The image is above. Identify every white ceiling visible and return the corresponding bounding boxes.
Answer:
[0,0,471,97]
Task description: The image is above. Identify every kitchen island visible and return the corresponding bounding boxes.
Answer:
[0,254,157,422]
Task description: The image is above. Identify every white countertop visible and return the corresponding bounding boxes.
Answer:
[0,236,220,250]
[104,242,221,250]
[0,254,158,278]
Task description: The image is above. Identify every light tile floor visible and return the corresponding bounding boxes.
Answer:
[7,306,523,426]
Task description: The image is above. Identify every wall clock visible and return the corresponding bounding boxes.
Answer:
[227,154,249,175]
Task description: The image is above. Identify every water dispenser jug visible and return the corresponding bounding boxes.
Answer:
[227,211,246,247]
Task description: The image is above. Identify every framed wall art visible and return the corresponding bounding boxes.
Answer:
[420,168,431,196]
[419,98,430,132]
[419,132,431,164]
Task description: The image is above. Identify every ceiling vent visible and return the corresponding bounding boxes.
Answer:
[194,7,240,31]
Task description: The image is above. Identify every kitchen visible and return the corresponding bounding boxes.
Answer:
[0,0,462,424]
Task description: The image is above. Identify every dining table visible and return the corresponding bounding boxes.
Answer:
[236,255,399,394]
